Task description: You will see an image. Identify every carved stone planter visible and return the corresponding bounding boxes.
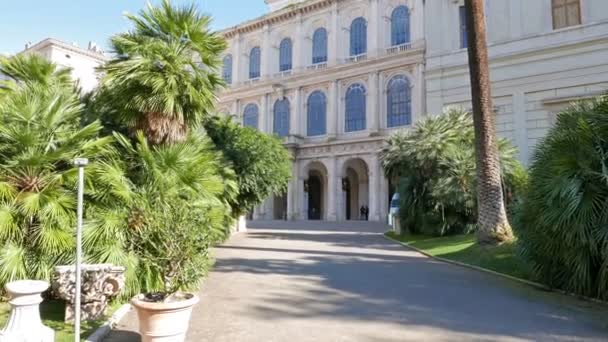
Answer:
[52,264,125,322]
[0,280,54,342]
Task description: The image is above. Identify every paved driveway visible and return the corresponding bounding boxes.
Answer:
[106,221,608,342]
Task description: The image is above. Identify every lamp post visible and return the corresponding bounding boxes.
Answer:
[73,158,88,342]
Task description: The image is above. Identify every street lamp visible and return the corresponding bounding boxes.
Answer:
[73,158,88,342]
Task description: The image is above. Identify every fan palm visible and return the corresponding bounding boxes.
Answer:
[84,132,237,296]
[381,109,525,236]
[515,96,608,300]
[100,0,226,145]
[0,56,121,287]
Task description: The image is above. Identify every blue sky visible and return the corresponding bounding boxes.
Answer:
[0,1,268,55]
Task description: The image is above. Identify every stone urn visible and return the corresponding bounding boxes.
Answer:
[52,264,125,322]
[131,293,199,342]
[0,280,54,342]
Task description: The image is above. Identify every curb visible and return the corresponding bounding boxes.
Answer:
[382,234,608,307]
[85,303,131,342]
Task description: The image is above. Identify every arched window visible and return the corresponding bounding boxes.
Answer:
[249,47,261,79]
[243,103,259,129]
[279,38,293,72]
[345,83,366,132]
[387,75,412,127]
[307,91,327,136]
[391,6,411,46]
[350,17,367,56]
[312,28,328,64]
[222,55,233,84]
[273,98,290,137]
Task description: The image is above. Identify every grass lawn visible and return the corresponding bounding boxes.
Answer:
[0,299,120,342]
[385,232,534,281]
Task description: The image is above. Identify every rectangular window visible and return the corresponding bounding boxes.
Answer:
[552,0,581,29]
[459,6,468,49]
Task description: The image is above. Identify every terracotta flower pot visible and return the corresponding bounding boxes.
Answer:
[131,293,199,342]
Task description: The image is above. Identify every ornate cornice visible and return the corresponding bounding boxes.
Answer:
[222,0,336,39]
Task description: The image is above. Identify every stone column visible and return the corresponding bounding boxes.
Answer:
[231,100,240,119]
[368,71,380,134]
[368,155,380,222]
[329,2,339,66]
[378,169,389,223]
[262,24,271,79]
[287,158,298,220]
[369,0,379,57]
[293,13,303,72]
[260,93,269,133]
[327,80,338,139]
[327,157,338,221]
[233,34,242,85]
[291,87,301,136]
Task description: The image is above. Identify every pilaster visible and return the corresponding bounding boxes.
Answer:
[291,87,301,136]
[327,157,338,221]
[262,24,271,79]
[369,0,380,57]
[329,2,340,66]
[368,71,380,134]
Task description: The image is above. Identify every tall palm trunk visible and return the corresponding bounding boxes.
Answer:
[465,0,514,244]
[136,112,188,145]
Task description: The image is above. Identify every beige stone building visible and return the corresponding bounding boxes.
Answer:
[218,0,608,223]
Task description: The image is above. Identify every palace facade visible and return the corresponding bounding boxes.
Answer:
[217,0,608,223]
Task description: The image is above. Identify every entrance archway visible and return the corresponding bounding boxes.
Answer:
[303,161,328,220]
[342,158,369,221]
[308,172,323,220]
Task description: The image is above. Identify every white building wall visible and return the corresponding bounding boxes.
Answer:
[425,0,608,164]
[220,0,425,222]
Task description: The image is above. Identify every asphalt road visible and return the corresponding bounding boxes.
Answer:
[105,220,608,342]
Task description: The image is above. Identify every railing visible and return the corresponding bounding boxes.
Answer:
[386,42,413,55]
[243,77,260,86]
[306,62,328,71]
[347,53,367,63]
[273,70,292,78]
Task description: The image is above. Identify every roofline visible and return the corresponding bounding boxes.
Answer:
[220,0,334,39]
[20,38,109,62]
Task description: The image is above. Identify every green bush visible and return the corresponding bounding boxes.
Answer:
[203,116,292,216]
[0,55,122,290]
[84,133,236,297]
[381,109,526,236]
[514,96,608,300]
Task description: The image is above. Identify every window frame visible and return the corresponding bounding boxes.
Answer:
[273,98,290,137]
[307,91,327,136]
[345,83,367,132]
[279,38,293,72]
[552,0,582,30]
[350,17,368,56]
[312,28,328,64]
[249,47,261,79]
[386,75,412,128]
[243,103,259,129]
[391,6,411,46]
[222,54,233,85]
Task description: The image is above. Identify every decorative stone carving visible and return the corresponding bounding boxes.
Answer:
[52,264,125,322]
[0,280,54,342]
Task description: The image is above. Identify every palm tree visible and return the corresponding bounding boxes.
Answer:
[380,109,524,236]
[464,0,514,244]
[84,132,237,296]
[100,0,226,145]
[0,55,121,286]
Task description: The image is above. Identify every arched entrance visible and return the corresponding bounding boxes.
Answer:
[342,158,369,221]
[308,172,323,220]
[303,161,328,220]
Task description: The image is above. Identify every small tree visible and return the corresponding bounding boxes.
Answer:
[203,116,292,216]
[465,0,514,244]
